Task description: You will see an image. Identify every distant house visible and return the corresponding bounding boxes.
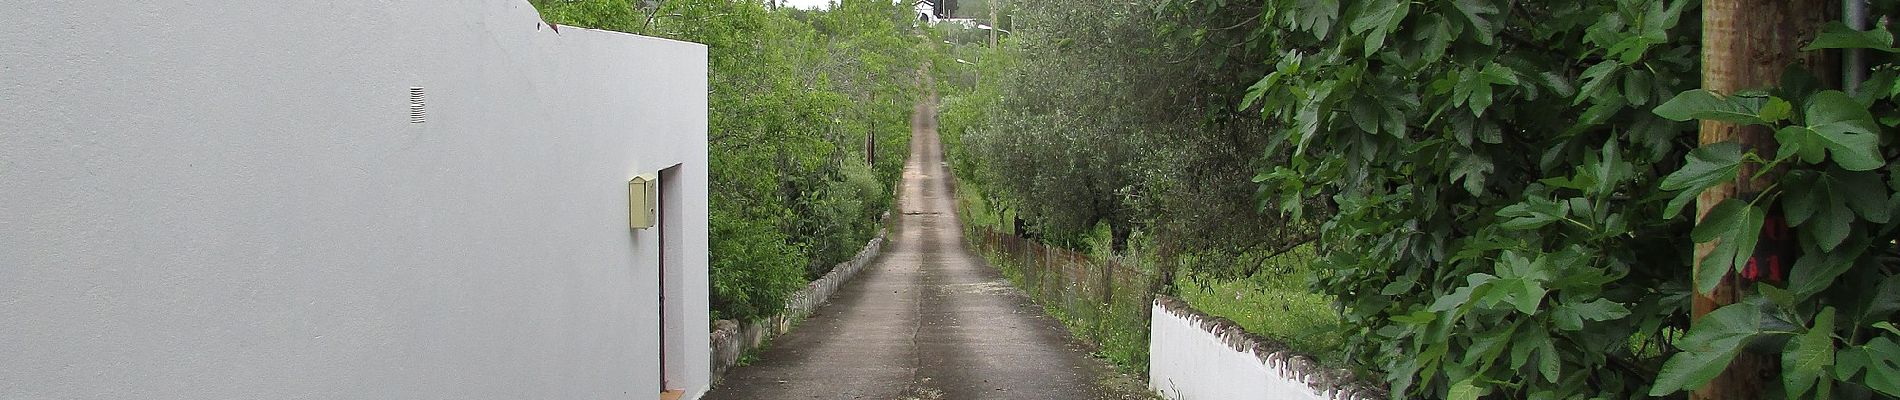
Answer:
[914,0,940,23]
[914,0,962,24]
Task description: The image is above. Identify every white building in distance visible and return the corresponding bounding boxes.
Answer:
[914,0,942,23]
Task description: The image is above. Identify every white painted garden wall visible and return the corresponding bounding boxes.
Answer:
[0,1,710,399]
[1149,297,1382,400]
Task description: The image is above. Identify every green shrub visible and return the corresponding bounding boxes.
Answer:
[708,213,806,321]
[532,0,922,321]
[1176,246,1345,366]
[1219,1,1900,398]
[795,160,888,277]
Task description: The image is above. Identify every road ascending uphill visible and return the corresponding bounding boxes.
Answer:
[704,88,1143,400]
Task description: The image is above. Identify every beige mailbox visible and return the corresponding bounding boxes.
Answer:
[628,173,658,230]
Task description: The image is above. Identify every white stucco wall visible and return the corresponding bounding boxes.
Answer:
[1149,303,1329,400]
[0,1,709,399]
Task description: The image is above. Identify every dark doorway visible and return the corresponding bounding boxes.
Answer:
[657,164,685,397]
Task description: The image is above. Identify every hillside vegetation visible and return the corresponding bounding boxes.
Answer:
[938,0,1900,399]
[532,0,921,321]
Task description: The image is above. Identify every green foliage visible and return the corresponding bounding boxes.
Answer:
[533,0,922,321]
[1649,300,1764,395]
[934,0,1900,397]
[530,0,649,33]
[1213,0,1900,398]
[708,214,805,321]
[1641,77,1900,397]
[1657,141,1739,220]
[1175,245,1345,363]
[1226,3,1701,397]
[937,0,1315,272]
[794,159,889,277]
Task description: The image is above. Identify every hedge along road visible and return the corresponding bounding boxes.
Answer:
[704,89,1149,400]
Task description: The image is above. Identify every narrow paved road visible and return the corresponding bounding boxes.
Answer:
[703,94,1139,400]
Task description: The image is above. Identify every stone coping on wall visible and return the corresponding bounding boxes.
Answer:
[1152,295,1388,400]
[709,213,890,381]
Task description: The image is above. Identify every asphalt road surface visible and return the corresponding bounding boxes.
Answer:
[703,94,1143,400]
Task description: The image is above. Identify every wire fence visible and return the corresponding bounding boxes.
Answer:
[967,227,1157,369]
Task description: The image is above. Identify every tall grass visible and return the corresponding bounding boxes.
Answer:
[1174,245,1346,365]
[957,176,1344,372]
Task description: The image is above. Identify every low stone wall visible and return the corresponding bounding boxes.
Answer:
[709,224,888,381]
[1149,296,1384,400]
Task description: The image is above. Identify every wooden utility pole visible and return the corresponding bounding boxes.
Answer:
[1694,1,1831,399]
[866,91,877,165]
[988,0,999,47]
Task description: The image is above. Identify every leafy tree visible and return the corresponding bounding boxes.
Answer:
[533,0,922,320]
[1228,2,1705,397]
[942,0,1311,266]
[947,0,1900,398]
[1222,0,1900,398]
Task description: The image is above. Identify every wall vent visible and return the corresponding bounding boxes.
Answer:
[408,87,427,124]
